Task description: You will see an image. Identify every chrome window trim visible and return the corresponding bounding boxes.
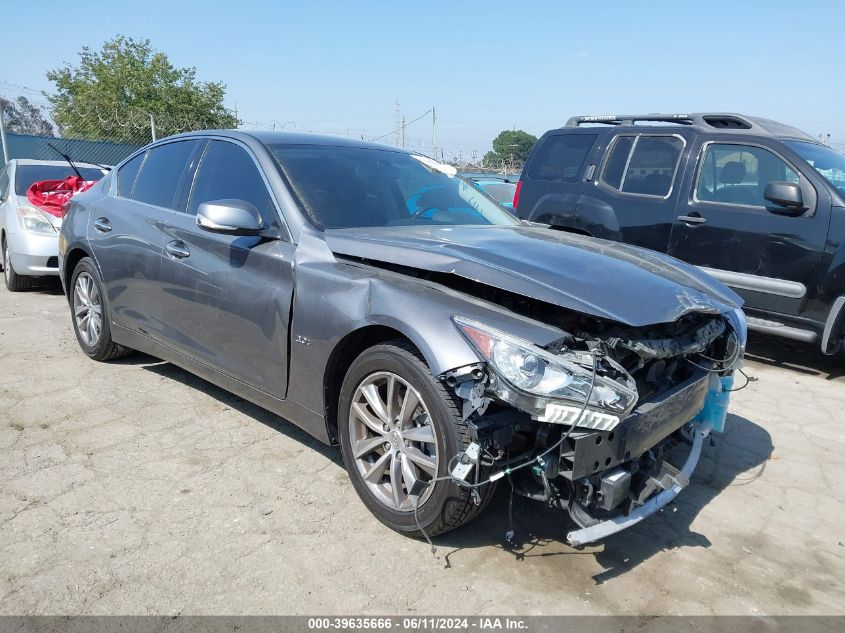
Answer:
[691,140,810,211]
[597,133,687,200]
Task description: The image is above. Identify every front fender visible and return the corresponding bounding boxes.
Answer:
[286,228,568,418]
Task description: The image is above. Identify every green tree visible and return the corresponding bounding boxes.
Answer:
[482,129,538,168]
[0,96,54,136]
[46,36,239,140]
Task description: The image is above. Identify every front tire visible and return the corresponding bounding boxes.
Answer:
[338,341,494,536]
[3,238,32,292]
[69,257,132,361]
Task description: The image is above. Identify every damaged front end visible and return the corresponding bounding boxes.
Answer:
[442,307,746,546]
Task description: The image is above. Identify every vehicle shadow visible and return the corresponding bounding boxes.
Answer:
[744,332,845,381]
[122,353,772,582]
[128,353,342,466]
[434,413,773,583]
[26,278,65,295]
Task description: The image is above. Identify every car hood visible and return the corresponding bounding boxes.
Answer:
[324,225,743,327]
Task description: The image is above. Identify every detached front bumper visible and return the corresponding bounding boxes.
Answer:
[566,420,710,547]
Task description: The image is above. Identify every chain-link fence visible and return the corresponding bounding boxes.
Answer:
[0,91,238,169]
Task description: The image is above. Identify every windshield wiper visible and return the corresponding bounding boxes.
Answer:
[47,143,111,176]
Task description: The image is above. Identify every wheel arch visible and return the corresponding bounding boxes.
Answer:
[322,325,422,445]
[63,247,92,300]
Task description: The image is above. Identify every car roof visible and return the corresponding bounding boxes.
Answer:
[10,158,107,169]
[166,129,407,152]
[559,112,817,142]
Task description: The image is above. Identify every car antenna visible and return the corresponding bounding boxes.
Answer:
[46,143,84,179]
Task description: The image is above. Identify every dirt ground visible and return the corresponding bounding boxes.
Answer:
[1,280,843,615]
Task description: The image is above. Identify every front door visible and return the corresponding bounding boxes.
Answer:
[668,140,828,316]
[159,139,295,399]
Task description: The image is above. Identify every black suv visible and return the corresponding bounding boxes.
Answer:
[515,113,845,354]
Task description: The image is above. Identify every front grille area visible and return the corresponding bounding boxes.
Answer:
[46,257,59,268]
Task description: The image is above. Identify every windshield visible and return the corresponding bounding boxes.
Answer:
[270,144,519,229]
[15,165,105,195]
[476,182,517,205]
[784,141,845,197]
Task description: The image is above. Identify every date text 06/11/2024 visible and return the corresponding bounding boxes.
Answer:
[306,617,528,630]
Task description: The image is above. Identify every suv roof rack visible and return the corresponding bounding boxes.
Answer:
[565,113,757,129]
[563,113,815,141]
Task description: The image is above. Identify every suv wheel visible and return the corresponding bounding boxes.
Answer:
[3,238,33,292]
[70,257,132,361]
[338,341,494,536]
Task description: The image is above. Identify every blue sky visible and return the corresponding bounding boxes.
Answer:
[3,0,844,157]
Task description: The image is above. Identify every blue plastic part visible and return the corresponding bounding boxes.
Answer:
[694,373,733,433]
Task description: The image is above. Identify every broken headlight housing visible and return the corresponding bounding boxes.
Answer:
[453,317,638,430]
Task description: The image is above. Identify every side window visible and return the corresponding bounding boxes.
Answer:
[188,141,274,218]
[696,143,799,207]
[131,141,198,209]
[117,152,145,198]
[527,134,597,181]
[601,135,684,197]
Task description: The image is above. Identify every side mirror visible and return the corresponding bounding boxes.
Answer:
[196,199,264,235]
[764,181,806,216]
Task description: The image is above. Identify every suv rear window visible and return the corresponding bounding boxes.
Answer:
[601,135,684,197]
[526,134,596,181]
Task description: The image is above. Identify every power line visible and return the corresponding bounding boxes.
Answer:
[370,108,432,143]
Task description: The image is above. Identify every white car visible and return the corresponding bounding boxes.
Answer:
[0,159,106,291]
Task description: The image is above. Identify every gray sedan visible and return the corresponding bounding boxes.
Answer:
[59,131,746,545]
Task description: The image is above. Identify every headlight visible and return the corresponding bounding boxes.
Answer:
[454,317,638,429]
[17,206,57,234]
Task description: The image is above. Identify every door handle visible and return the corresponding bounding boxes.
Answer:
[678,214,707,225]
[93,217,112,233]
[165,240,191,259]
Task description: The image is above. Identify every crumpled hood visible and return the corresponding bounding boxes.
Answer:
[324,225,743,327]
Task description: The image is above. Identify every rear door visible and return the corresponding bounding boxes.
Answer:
[582,132,688,253]
[668,139,828,316]
[517,131,597,226]
[160,139,295,398]
[88,139,201,339]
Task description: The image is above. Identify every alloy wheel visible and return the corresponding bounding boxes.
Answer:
[3,244,9,281]
[348,371,439,511]
[73,272,103,346]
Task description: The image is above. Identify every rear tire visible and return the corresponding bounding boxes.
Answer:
[69,257,133,361]
[338,340,495,537]
[3,238,33,292]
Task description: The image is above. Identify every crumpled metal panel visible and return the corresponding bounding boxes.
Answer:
[324,224,743,327]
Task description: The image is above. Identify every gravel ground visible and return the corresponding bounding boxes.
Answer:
[1,281,843,615]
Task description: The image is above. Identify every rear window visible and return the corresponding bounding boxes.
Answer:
[15,165,105,195]
[130,140,199,209]
[601,135,684,197]
[117,152,145,198]
[526,134,597,181]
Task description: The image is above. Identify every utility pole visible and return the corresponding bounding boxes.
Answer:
[0,107,8,165]
[394,100,401,147]
[432,107,437,160]
[150,113,157,142]
[400,116,406,149]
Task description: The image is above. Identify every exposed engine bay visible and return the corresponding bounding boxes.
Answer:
[438,291,743,546]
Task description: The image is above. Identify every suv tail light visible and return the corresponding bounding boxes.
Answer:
[513,180,522,210]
